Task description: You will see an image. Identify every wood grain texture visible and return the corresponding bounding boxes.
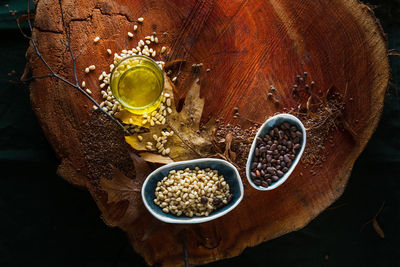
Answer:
[27,0,389,265]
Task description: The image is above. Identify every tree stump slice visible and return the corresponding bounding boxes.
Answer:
[27,0,389,265]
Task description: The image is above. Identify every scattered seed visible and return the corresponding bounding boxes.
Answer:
[172,76,177,82]
[138,135,143,142]
[89,65,96,71]
[94,36,100,43]
[85,88,92,94]
[128,32,134,38]
[137,17,144,22]
[160,46,167,54]
[81,81,86,88]
[107,49,112,55]
[85,67,90,73]
[133,25,138,31]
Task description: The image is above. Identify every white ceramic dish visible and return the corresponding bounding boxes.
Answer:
[142,158,244,224]
[246,113,306,191]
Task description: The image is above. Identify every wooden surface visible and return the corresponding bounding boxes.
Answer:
[27,0,389,265]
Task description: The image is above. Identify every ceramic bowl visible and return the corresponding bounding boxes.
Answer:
[142,158,244,224]
[246,113,306,191]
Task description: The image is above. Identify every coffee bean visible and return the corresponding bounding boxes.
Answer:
[267,178,272,185]
[296,131,302,137]
[267,167,275,174]
[283,167,288,172]
[294,144,300,150]
[266,155,272,162]
[261,181,269,187]
[277,170,284,177]
[251,172,257,178]
[272,176,279,182]
[256,170,261,177]
[254,179,261,186]
[255,148,260,156]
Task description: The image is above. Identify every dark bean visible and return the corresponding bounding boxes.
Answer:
[201,196,208,204]
[284,154,290,162]
[217,182,223,189]
[251,162,257,170]
[287,141,292,148]
[250,121,302,189]
[257,162,263,170]
[213,197,222,205]
[227,194,233,202]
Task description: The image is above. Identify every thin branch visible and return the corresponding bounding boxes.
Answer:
[180,230,189,267]
[11,0,130,135]
[58,0,79,86]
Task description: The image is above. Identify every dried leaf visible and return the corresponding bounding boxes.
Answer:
[372,218,385,238]
[115,109,149,128]
[139,152,174,164]
[99,153,152,227]
[129,151,153,181]
[124,76,216,163]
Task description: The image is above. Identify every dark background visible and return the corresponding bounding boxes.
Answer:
[0,0,399,266]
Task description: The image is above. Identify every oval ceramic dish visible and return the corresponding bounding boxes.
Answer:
[246,113,306,191]
[142,158,244,224]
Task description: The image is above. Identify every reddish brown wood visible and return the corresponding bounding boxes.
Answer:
[27,0,389,265]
